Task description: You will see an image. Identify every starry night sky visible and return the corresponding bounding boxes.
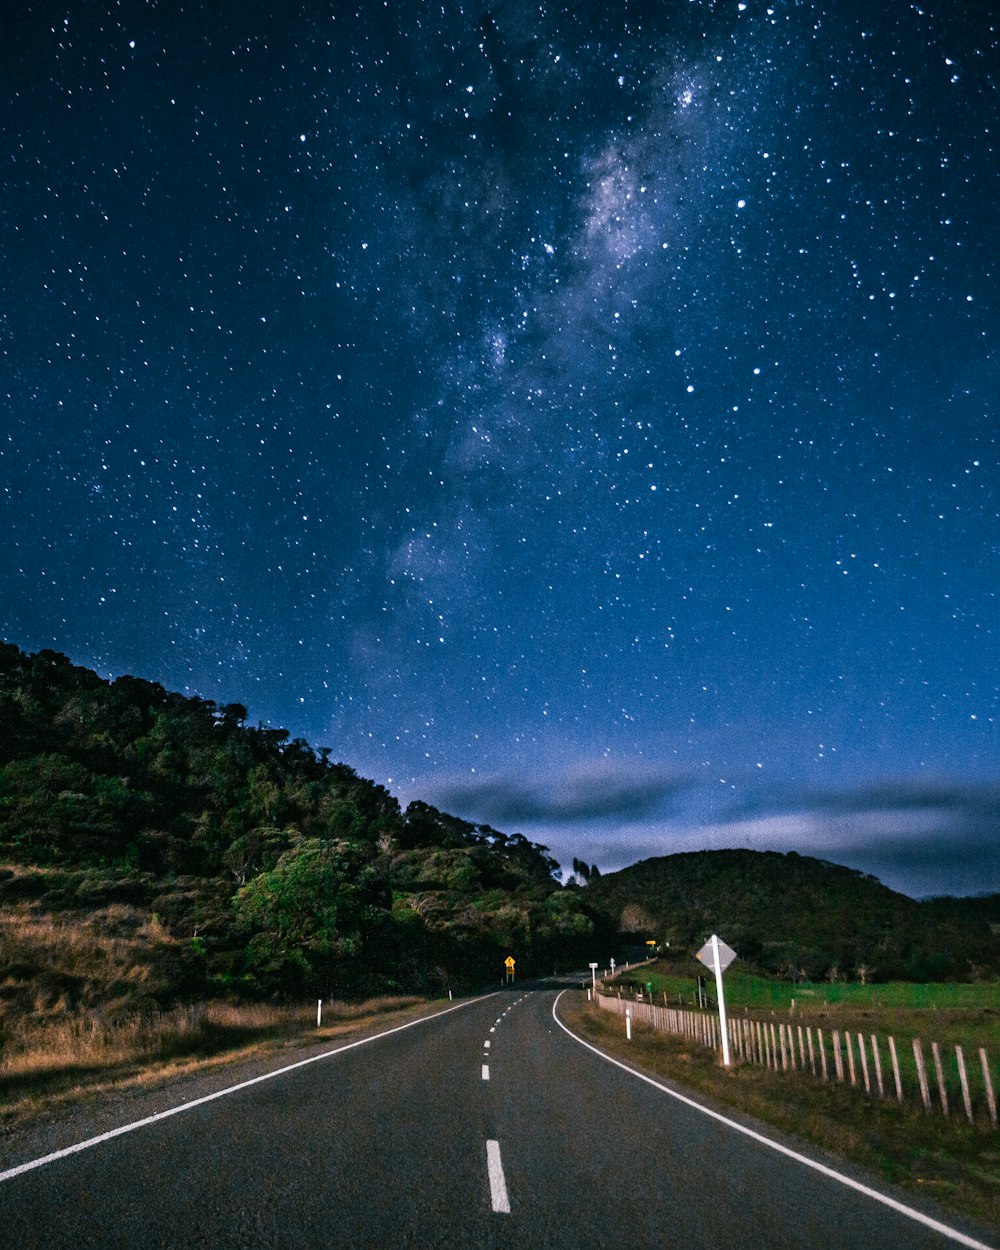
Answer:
[3,1,997,897]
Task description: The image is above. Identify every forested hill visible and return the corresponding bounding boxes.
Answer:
[586,850,1000,982]
[0,644,597,1001]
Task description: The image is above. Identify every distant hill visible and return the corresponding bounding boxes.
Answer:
[586,849,1000,982]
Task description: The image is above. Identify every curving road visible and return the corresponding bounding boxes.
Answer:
[0,986,993,1249]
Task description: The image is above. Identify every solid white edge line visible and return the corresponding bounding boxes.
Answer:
[0,992,499,1185]
[552,990,995,1250]
[486,1139,510,1213]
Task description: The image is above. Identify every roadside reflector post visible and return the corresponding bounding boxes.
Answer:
[317,999,322,1028]
[696,934,736,1068]
[626,1006,632,1041]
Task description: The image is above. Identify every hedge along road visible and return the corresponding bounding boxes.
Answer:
[0,987,995,1250]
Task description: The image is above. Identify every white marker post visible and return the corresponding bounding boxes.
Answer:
[696,934,737,1067]
[317,999,323,1028]
[589,961,598,992]
[626,1006,632,1041]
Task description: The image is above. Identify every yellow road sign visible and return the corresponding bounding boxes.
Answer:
[503,956,516,969]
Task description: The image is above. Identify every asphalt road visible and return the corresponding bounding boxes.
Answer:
[0,987,994,1249]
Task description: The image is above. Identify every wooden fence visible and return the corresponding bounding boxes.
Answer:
[594,990,998,1129]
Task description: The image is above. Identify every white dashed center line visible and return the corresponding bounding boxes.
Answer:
[486,1140,510,1214]
[482,1064,490,1080]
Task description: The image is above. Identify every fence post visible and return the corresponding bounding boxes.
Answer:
[980,1049,997,1127]
[955,1046,973,1123]
[845,1032,857,1087]
[931,1042,949,1115]
[888,1036,903,1103]
[797,1025,806,1071]
[779,1024,789,1071]
[913,1039,932,1113]
[807,1027,816,1076]
[871,1035,884,1098]
[857,1033,871,1093]
[818,1028,828,1082]
[832,1030,844,1083]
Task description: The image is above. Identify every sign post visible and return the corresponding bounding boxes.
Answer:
[503,955,516,983]
[695,934,737,1067]
[588,962,598,992]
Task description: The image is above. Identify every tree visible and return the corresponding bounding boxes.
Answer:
[234,838,391,993]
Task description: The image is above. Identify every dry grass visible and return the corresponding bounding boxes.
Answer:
[559,990,1000,1236]
[0,899,429,1122]
[0,993,430,1124]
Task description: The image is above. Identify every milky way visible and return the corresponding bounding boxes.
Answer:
[2,1,997,895]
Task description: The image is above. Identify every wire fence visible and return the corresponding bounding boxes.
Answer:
[594,989,998,1129]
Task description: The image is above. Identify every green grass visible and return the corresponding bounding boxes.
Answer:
[630,961,1000,1012]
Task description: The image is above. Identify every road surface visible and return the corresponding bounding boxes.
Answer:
[0,986,993,1249]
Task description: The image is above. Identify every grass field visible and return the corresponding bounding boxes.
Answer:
[620,962,1000,1051]
[629,961,1000,1013]
[559,989,1000,1236]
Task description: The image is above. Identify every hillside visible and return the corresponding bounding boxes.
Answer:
[0,644,600,1015]
[586,849,1000,982]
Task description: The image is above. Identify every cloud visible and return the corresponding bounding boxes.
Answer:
[644,781,1000,898]
[809,781,1000,832]
[723,779,1000,850]
[440,773,1000,900]
[430,760,691,825]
